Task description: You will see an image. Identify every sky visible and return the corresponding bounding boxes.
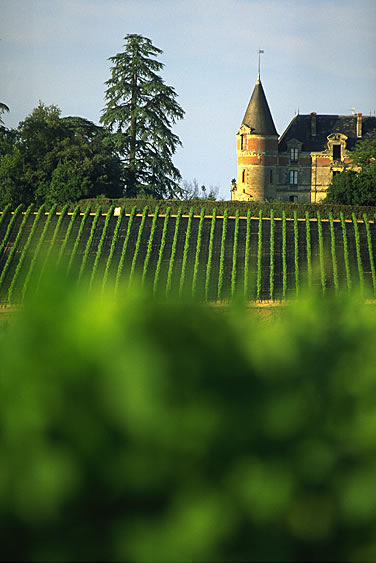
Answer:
[1,0,376,199]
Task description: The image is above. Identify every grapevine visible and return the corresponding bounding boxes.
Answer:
[166,208,182,297]
[8,204,45,303]
[317,211,326,295]
[363,213,376,296]
[102,207,125,294]
[205,208,217,301]
[114,206,137,295]
[192,207,205,299]
[0,204,11,237]
[179,207,194,298]
[294,211,299,297]
[231,209,240,299]
[0,204,23,259]
[217,208,229,301]
[78,207,102,282]
[269,209,274,300]
[89,205,115,291]
[243,209,251,300]
[141,207,160,287]
[128,206,149,287]
[329,212,339,294]
[153,208,171,295]
[352,213,364,294]
[0,204,34,296]
[66,207,91,274]
[22,204,57,300]
[256,209,263,300]
[305,211,312,289]
[340,212,352,292]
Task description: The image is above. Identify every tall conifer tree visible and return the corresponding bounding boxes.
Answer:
[100,34,185,198]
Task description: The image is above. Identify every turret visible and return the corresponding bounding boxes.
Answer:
[232,72,278,202]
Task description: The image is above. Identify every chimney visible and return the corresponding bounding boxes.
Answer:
[356,113,362,138]
[311,112,317,136]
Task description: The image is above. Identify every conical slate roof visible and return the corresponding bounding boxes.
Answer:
[241,78,278,136]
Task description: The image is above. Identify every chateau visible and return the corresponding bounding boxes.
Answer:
[231,73,376,203]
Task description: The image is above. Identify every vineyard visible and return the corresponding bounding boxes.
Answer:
[0,205,376,304]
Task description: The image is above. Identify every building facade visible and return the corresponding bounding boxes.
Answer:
[231,77,376,203]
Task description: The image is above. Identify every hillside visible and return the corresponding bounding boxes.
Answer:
[0,204,375,304]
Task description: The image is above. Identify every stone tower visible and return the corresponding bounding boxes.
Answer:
[232,72,278,201]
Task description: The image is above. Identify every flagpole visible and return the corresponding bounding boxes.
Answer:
[257,49,264,81]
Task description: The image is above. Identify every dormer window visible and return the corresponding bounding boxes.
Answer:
[327,133,347,162]
[290,147,299,163]
[333,144,341,161]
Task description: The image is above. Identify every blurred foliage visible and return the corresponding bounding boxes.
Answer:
[1,273,376,561]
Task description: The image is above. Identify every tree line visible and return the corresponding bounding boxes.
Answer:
[0,34,187,208]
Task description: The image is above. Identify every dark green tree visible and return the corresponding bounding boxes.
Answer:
[100,34,185,199]
[0,103,123,206]
[325,139,376,205]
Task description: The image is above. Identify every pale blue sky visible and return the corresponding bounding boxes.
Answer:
[1,0,375,198]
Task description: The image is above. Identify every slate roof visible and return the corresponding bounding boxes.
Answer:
[241,79,278,136]
[278,114,376,153]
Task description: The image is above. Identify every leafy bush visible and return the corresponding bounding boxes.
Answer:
[1,275,376,561]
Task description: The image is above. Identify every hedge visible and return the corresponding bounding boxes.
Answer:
[56,197,376,221]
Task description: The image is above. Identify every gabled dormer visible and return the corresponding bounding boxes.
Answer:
[327,133,347,162]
